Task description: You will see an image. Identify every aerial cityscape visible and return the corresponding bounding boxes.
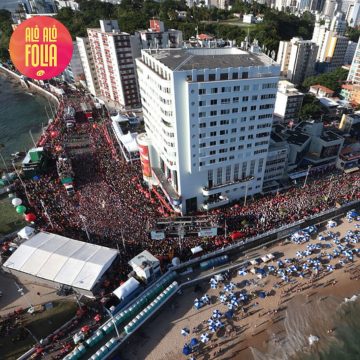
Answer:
[0,0,360,359]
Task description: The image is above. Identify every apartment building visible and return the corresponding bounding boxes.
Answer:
[87,20,140,108]
[76,37,100,96]
[277,37,318,85]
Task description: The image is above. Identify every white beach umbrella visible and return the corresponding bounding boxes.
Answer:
[181,328,190,336]
[209,324,217,333]
[238,268,247,276]
[200,333,209,343]
[215,320,224,328]
[212,310,222,319]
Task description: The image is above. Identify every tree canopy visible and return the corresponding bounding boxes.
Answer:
[0,9,13,61]
[301,68,349,94]
[299,94,322,120]
[53,0,315,53]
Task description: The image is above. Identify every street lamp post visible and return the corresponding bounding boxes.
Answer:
[303,165,312,188]
[14,281,33,311]
[40,199,55,229]
[79,215,91,242]
[244,183,248,207]
[104,307,120,338]
[0,149,9,173]
[325,175,335,201]
[11,160,31,203]
[178,225,185,254]
[351,180,359,200]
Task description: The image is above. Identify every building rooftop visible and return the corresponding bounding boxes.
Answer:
[320,130,342,142]
[285,130,310,146]
[310,84,334,94]
[319,97,339,108]
[128,250,159,269]
[143,48,274,71]
[271,132,285,143]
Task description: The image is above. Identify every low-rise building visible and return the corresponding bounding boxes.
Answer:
[132,19,183,58]
[263,132,289,191]
[336,143,360,172]
[274,80,304,125]
[340,83,360,105]
[273,120,344,173]
[243,14,255,23]
[309,84,334,98]
[56,0,79,10]
[339,112,360,132]
[128,250,161,283]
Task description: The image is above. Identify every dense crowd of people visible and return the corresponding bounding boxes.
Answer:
[10,90,360,282]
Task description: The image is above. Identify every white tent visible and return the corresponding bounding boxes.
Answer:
[17,226,35,240]
[111,113,128,123]
[191,246,203,255]
[3,232,118,292]
[119,132,139,153]
[113,277,140,300]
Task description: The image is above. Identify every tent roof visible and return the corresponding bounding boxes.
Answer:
[119,132,139,153]
[3,232,118,291]
[191,245,203,254]
[111,113,128,122]
[113,277,140,300]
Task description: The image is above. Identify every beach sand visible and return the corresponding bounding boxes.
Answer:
[119,217,360,360]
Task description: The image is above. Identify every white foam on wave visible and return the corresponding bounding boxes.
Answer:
[343,294,358,303]
[308,334,320,346]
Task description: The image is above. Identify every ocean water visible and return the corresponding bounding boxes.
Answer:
[298,297,360,360]
[252,294,360,360]
[0,74,49,162]
[0,0,21,11]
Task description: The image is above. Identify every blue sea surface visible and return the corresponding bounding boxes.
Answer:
[0,0,21,11]
[0,74,49,161]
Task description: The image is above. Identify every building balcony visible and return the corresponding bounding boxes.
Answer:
[152,167,181,206]
[202,195,229,210]
[202,176,255,196]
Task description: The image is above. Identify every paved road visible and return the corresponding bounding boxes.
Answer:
[0,270,73,316]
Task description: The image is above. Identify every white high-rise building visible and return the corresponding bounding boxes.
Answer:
[277,38,318,85]
[87,20,140,108]
[322,0,338,17]
[76,37,100,96]
[346,0,360,27]
[348,41,360,83]
[136,48,280,213]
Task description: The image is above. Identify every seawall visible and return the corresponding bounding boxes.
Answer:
[0,65,60,106]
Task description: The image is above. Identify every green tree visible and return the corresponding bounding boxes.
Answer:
[0,10,12,62]
[346,27,360,42]
[302,68,349,94]
[299,94,322,120]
